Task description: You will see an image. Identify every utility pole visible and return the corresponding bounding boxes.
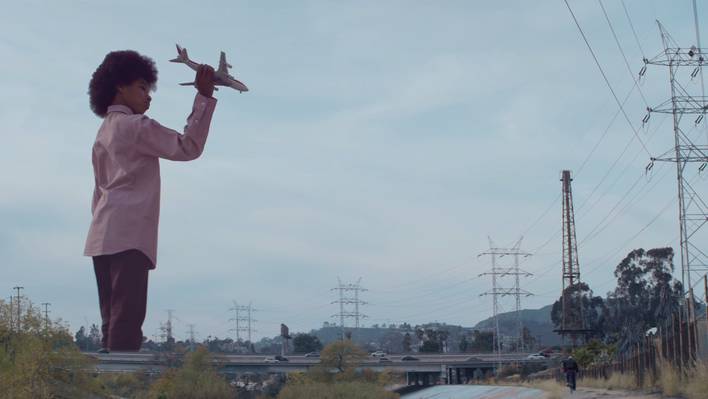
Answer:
[187,324,196,351]
[167,309,174,343]
[13,286,23,332]
[8,296,13,332]
[41,302,51,332]
[159,309,175,350]
[331,278,368,340]
[230,301,257,343]
[479,237,533,368]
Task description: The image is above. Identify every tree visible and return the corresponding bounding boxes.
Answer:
[1,299,101,398]
[469,330,494,352]
[74,326,88,350]
[550,282,606,338]
[293,333,323,354]
[603,247,683,350]
[147,347,233,398]
[459,334,469,352]
[88,323,102,350]
[377,330,403,354]
[521,326,535,350]
[320,340,366,373]
[437,329,449,353]
[402,333,412,353]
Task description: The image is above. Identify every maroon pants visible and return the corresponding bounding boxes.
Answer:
[93,249,150,351]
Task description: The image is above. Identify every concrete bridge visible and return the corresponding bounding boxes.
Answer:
[87,352,547,386]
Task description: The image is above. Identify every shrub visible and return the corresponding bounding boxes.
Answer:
[277,381,398,399]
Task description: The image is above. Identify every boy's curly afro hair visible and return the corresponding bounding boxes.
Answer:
[88,50,158,118]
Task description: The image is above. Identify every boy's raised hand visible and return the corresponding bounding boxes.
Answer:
[195,64,215,98]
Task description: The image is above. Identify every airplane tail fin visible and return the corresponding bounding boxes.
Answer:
[170,44,190,63]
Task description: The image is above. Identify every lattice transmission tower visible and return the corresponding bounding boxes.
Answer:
[331,278,367,340]
[230,301,257,342]
[644,21,708,310]
[478,237,533,357]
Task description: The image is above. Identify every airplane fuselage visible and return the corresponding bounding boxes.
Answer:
[171,44,249,93]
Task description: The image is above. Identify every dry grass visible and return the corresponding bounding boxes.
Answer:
[657,360,681,396]
[683,361,708,399]
[579,373,639,391]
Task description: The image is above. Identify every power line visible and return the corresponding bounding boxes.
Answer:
[620,0,646,59]
[564,0,652,157]
[598,0,650,108]
[576,115,669,222]
[519,77,640,242]
[524,83,655,256]
[692,0,708,145]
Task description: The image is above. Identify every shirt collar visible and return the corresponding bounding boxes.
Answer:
[106,104,134,115]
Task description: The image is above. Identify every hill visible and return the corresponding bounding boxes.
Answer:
[472,304,563,346]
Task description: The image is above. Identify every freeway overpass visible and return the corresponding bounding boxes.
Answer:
[87,352,549,385]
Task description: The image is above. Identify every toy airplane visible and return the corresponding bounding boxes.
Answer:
[170,44,249,93]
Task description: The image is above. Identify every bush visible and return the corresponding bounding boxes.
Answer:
[683,361,708,399]
[278,381,399,399]
[145,347,234,399]
[0,300,102,399]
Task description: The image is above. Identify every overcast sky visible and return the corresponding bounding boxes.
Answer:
[2,0,706,342]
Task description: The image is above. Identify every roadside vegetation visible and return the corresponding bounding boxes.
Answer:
[278,340,400,399]
[577,361,708,399]
[0,299,102,398]
[1,297,402,398]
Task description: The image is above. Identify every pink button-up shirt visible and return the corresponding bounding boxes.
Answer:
[84,93,217,269]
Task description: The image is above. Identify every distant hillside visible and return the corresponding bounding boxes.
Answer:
[473,304,563,346]
[301,305,564,352]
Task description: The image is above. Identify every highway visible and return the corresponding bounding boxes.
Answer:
[86,352,548,374]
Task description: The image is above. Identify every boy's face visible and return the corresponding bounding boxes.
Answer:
[116,79,152,114]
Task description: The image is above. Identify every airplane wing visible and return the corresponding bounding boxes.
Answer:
[218,51,232,74]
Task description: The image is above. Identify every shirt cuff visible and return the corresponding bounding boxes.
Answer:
[196,93,218,105]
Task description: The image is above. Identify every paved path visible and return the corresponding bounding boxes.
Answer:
[401,386,672,399]
[401,385,545,398]
[565,388,671,399]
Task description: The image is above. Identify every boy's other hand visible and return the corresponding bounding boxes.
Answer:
[195,64,215,98]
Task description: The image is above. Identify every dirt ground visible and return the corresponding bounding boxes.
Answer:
[564,387,681,399]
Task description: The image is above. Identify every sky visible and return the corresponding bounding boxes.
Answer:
[1,0,707,343]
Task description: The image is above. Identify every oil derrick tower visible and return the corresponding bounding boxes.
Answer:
[556,170,593,344]
[644,22,708,316]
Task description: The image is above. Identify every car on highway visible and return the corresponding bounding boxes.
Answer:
[275,355,289,362]
[401,355,419,361]
[304,352,320,358]
[370,351,387,357]
[264,357,278,363]
[378,356,392,363]
[526,353,547,360]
